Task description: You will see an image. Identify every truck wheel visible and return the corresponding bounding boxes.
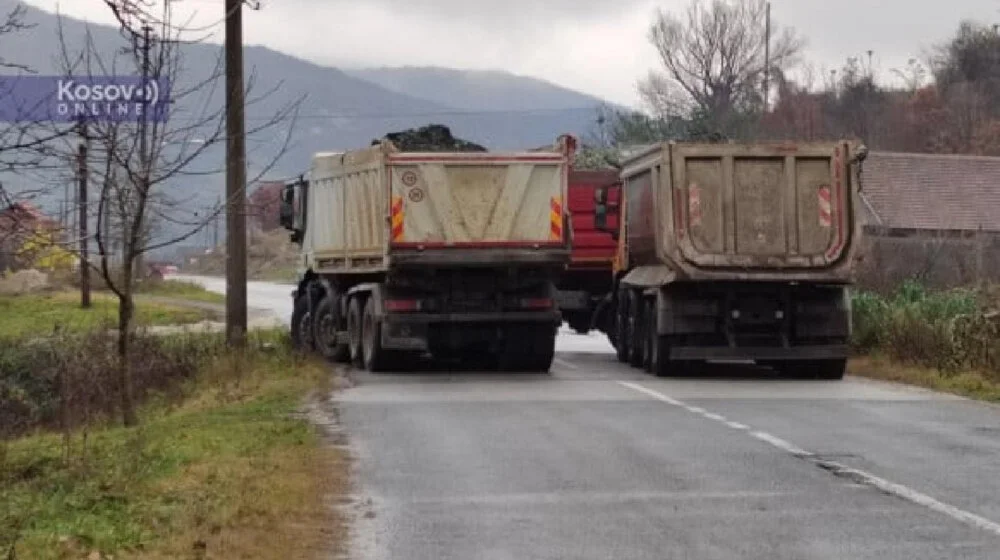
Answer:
[627,291,644,368]
[524,326,557,372]
[362,297,398,372]
[290,295,315,352]
[347,296,364,366]
[643,299,657,373]
[499,325,556,372]
[615,289,629,363]
[313,295,349,362]
[567,317,591,335]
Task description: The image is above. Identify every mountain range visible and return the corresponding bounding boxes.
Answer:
[0,0,614,256]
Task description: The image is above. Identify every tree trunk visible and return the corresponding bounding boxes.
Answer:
[117,289,137,426]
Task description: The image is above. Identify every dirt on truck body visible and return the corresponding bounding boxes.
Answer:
[592,140,865,380]
[280,127,576,372]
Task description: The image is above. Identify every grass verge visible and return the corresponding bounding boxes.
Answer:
[2,332,347,560]
[0,291,211,339]
[137,279,226,304]
[850,355,1000,402]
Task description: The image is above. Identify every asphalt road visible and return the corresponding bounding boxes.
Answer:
[182,276,1000,559]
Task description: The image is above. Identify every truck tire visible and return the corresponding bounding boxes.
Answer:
[498,325,556,372]
[291,295,315,352]
[627,291,644,368]
[313,295,349,363]
[347,296,364,366]
[567,315,591,335]
[615,289,629,363]
[361,297,398,372]
[643,299,657,373]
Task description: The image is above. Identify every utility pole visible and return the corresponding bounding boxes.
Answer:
[213,195,221,248]
[78,128,91,308]
[225,0,248,346]
[134,24,152,282]
[763,1,771,112]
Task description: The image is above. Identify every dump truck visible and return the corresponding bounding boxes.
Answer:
[591,141,865,379]
[278,133,576,372]
[555,169,621,334]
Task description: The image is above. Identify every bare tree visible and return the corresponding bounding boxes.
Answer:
[50,2,300,425]
[638,0,804,138]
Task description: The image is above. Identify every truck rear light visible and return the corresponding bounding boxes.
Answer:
[520,297,553,310]
[385,299,419,312]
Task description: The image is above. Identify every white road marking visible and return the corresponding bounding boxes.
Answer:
[617,380,1000,538]
[750,431,810,457]
[553,357,580,371]
[619,381,685,407]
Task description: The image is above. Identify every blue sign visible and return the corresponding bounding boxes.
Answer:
[0,75,170,123]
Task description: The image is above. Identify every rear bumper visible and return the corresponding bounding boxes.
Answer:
[389,247,570,267]
[386,310,561,325]
[381,310,562,351]
[668,344,848,362]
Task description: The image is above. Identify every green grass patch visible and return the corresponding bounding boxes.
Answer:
[137,279,226,304]
[0,291,209,339]
[1,333,346,559]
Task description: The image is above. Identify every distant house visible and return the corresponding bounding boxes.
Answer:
[856,151,1000,288]
[0,202,65,272]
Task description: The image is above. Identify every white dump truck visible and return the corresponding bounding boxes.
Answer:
[279,133,577,372]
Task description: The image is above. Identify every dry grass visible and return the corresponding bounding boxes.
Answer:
[2,335,349,560]
[850,355,1000,402]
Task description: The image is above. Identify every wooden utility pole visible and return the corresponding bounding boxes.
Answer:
[763,1,771,112]
[225,0,248,345]
[77,135,91,308]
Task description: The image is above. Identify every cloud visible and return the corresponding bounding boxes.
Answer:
[20,0,1000,108]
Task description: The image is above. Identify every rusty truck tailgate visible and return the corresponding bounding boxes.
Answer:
[671,142,855,269]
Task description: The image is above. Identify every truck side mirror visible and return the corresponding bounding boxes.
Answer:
[279,185,295,231]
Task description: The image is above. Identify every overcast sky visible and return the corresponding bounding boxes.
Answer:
[22,0,1000,108]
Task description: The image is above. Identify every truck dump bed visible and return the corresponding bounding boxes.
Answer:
[622,141,860,282]
[567,170,620,268]
[303,136,574,273]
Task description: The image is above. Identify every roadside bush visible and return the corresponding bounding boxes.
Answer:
[851,280,1000,380]
[0,331,229,440]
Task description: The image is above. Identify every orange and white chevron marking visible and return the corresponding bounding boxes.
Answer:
[391,195,404,241]
[550,196,563,241]
[818,186,832,228]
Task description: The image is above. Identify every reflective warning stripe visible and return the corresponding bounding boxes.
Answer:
[818,186,832,227]
[689,184,703,227]
[391,195,404,241]
[550,196,563,241]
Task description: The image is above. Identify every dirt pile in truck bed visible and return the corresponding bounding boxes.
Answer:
[374,124,487,153]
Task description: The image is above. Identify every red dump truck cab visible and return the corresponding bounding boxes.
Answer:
[556,169,621,334]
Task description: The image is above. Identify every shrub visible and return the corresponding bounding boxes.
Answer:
[0,331,230,439]
[851,279,1000,380]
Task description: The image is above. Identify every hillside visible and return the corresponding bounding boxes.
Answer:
[0,1,612,258]
[346,66,606,111]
